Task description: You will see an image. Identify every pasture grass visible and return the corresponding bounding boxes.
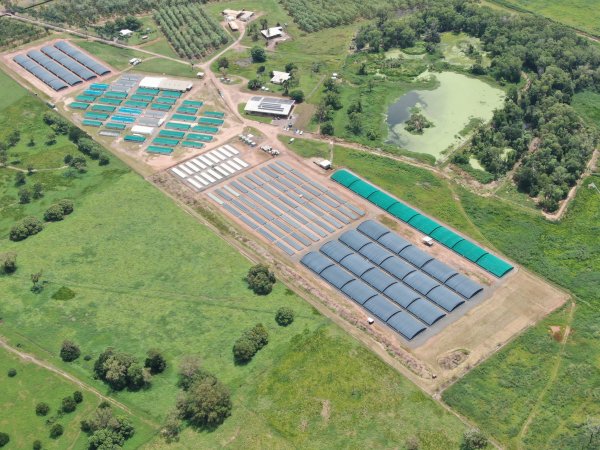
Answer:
[572,90,600,130]
[135,57,196,78]
[0,69,28,110]
[73,39,147,70]
[279,134,330,159]
[489,0,600,36]
[0,347,154,449]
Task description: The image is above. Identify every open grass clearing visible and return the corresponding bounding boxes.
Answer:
[438,32,491,68]
[72,39,147,71]
[0,68,29,111]
[489,0,600,36]
[572,90,600,130]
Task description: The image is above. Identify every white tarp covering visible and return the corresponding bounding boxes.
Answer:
[131,125,154,135]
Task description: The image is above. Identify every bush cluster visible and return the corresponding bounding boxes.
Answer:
[232,324,269,363]
[246,264,276,295]
[81,404,135,449]
[175,358,232,428]
[44,199,74,222]
[275,307,295,326]
[9,216,43,241]
[93,348,152,391]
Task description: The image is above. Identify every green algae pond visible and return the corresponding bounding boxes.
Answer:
[387,71,504,160]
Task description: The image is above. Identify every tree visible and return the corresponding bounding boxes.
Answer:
[58,199,74,215]
[161,409,182,442]
[250,46,266,63]
[88,429,124,449]
[177,376,232,427]
[321,122,334,135]
[217,57,229,69]
[99,154,110,166]
[347,112,363,135]
[245,264,276,295]
[9,216,43,241]
[247,79,262,90]
[36,402,50,416]
[62,396,77,413]
[15,171,26,186]
[177,356,211,391]
[60,340,81,362]
[46,132,57,145]
[232,337,256,363]
[31,271,43,293]
[275,307,295,326]
[32,182,44,199]
[289,90,305,102]
[460,429,488,450]
[259,18,268,31]
[145,349,167,374]
[405,112,433,134]
[7,368,16,377]
[28,136,35,147]
[0,433,8,447]
[33,440,42,450]
[49,423,63,439]
[18,187,31,204]
[285,62,297,72]
[73,391,83,403]
[0,252,17,274]
[93,348,150,390]
[44,204,65,222]
[7,130,20,147]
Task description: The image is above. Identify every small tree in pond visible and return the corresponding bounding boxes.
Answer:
[246,264,276,295]
[60,340,81,362]
[36,402,50,416]
[275,307,295,326]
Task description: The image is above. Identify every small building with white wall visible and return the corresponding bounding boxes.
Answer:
[244,96,295,117]
[119,29,133,38]
[261,26,283,40]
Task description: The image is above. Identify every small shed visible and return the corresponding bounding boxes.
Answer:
[119,29,133,38]
[270,71,290,84]
[229,21,239,31]
[317,160,332,170]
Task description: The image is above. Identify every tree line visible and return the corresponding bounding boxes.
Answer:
[154,1,229,60]
[355,0,600,211]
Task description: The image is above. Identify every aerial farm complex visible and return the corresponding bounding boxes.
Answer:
[0,0,597,449]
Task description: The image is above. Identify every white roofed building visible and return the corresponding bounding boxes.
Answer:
[119,29,133,37]
[261,26,283,40]
[270,71,290,84]
[244,96,295,117]
[139,76,192,92]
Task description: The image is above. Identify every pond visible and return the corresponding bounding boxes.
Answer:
[386,71,504,160]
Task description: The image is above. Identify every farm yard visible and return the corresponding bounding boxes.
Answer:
[0,0,599,448]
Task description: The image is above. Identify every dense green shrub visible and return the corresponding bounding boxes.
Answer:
[144,349,167,374]
[93,348,151,390]
[10,216,43,241]
[49,423,63,439]
[36,402,50,416]
[0,252,17,274]
[7,368,16,377]
[0,433,9,447]
[275,307,295,326]
[62,396,77,413]
[245,264,276,295]
[73,391,83,403]
[44,204,64,222]
[232,323,269,363]
[60,340,81,362]
[176,375,232,427]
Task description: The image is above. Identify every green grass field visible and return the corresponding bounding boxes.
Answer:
[0,72,466,448]
[490,0,600,36]
[0,69,28,111]
[73,39,147,71]
[572,90,600,130]
[0,347,153,449]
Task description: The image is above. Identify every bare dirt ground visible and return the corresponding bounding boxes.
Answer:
[1,37,117,100]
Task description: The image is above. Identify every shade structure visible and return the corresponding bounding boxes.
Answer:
[330,170,513,277]
[358,242,394,265]
[341,279,378,305]
[403,271,439,296]
[445,274,484,299]
[338,254,375,277]
[386,311,427,340]
[377,232,411,254]
[54,41,111,75]
[339,229,371,252]
[421,259,458,283]
[363,295,402,322]
[320,240,354,262]
[399,246,434,268]
[357,220,390,241]
[380,256,416,280]
[407,298,446,325]
[426,286,465,312]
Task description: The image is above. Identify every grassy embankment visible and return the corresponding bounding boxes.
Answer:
[0,70,466,449]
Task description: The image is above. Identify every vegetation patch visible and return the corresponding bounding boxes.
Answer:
[51,286,76,300]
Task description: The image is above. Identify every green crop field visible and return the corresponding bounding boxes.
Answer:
[0,347,153,449]
[0,73,466,449]
[490,0,600,36]
[302,137,599,449]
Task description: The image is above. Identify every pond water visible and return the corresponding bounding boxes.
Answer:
[387,71,504,160]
